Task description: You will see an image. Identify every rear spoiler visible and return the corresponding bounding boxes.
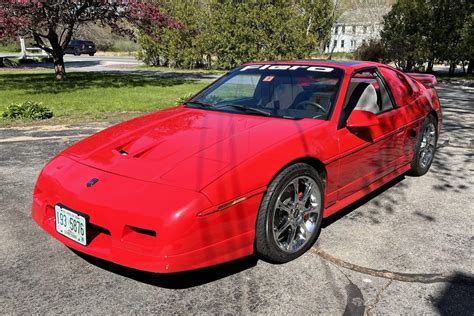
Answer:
[407,73,437,88]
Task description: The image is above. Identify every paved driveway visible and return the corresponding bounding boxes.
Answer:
[0,83,472,314]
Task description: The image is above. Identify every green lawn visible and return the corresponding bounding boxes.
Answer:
[0,70,210,124]
[136,65,227,75]
[436,73,473,82]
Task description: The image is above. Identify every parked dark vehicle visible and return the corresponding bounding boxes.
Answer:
[64,40,96,56]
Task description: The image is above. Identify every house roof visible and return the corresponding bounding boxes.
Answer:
[336,6,391,25]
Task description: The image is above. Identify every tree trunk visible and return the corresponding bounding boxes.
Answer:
[468,59,473,74]
[406,59,414,72]
[426,60,434,73]
[449,63,456,76]
[53,53,66,80]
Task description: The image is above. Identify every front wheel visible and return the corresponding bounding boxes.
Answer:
[409,115,438,176]
[255,163,324,263]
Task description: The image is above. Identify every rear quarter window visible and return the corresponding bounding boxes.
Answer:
[379,67,417,107]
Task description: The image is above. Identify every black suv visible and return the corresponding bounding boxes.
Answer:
[64,40,96,56]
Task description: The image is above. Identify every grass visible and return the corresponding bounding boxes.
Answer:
[312,52,355,60]
[0,42,20,53]
[0,69,209,125]
[436,73,474,82]
[136,65,227,75]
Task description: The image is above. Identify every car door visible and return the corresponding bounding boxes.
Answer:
[335,68,406,201]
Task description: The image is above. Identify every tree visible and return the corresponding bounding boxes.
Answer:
[353,39,385,62]
[0,1,179,80]
[381,0,430,71]
[137,0,334,70]
[382,0,473,74]
[137,0,210,68]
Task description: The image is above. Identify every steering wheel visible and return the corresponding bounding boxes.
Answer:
[293,100,327,114]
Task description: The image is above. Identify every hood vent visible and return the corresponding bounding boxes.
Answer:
[115,142,160,159]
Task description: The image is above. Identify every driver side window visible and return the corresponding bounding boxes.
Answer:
[339,69,394,128]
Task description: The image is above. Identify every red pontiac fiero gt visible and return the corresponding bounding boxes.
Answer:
[32,61,441,273]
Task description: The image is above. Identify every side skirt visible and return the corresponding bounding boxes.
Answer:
[322,163,411,218]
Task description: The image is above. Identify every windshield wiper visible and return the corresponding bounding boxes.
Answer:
[215,104,272,116]
[185,101,214,108]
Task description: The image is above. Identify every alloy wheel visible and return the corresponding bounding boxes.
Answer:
[272,176,321,253]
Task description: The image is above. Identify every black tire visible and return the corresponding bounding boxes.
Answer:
[408,115,438,176]
[255,163,324,263]
[74,49,81,56]
[89,53,95,56]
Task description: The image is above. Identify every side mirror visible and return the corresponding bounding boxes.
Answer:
[347,110,379,128]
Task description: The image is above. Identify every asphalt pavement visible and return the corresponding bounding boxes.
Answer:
[0,83,473,314]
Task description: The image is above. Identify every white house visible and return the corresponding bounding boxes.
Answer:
[325,6,391,53]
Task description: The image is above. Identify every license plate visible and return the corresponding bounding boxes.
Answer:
[55,205,87,246]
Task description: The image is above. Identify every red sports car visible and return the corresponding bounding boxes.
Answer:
[32,61,441,273]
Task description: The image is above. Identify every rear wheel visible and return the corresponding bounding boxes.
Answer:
[409,115,438,176]
[74,49,81,56]
[255,163,324,263]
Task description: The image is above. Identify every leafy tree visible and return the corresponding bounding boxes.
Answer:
[137,0,334,70]
[0,1,178,80]
[460,7,474,74]
[138,0,210,68]
[381,0,430,71]
[382,0,473,74]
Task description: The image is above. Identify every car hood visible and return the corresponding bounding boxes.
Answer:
[63,106,323,191]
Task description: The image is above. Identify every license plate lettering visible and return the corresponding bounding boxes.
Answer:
[55,205,87,246]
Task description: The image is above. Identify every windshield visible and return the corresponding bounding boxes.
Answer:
[188,64,344,119]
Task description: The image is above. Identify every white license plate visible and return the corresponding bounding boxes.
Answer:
[55,205,87,246]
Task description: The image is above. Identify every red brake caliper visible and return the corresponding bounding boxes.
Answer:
[298,192,309,221]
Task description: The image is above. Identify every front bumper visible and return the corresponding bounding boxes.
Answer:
[32,156,258,273]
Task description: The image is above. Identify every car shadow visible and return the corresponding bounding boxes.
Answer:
[69,175,408,289]
[322,174,406,228]
[70,248,258,289]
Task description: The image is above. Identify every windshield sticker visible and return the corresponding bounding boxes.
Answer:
[240,65,334,72]
[263,76,275,82]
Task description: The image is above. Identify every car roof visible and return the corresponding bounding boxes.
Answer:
[242,60,380,71]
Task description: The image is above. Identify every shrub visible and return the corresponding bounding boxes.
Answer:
[175,93,195,105]
[354,39,386,62]
[2,101,54,120]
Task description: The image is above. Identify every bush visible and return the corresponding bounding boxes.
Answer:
[354,39,386,62]
[0,58,18,68]
[0,41,20,53]
[2,101,54,120]
[175,93,195,105]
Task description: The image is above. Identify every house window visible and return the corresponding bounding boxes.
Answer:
[335,26,338,34]
[334,40,337,48]
[342,25,345,34]
[341,40,344,48]
[352,25,356,33]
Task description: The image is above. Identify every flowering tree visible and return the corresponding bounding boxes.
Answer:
[0,1,179,80]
